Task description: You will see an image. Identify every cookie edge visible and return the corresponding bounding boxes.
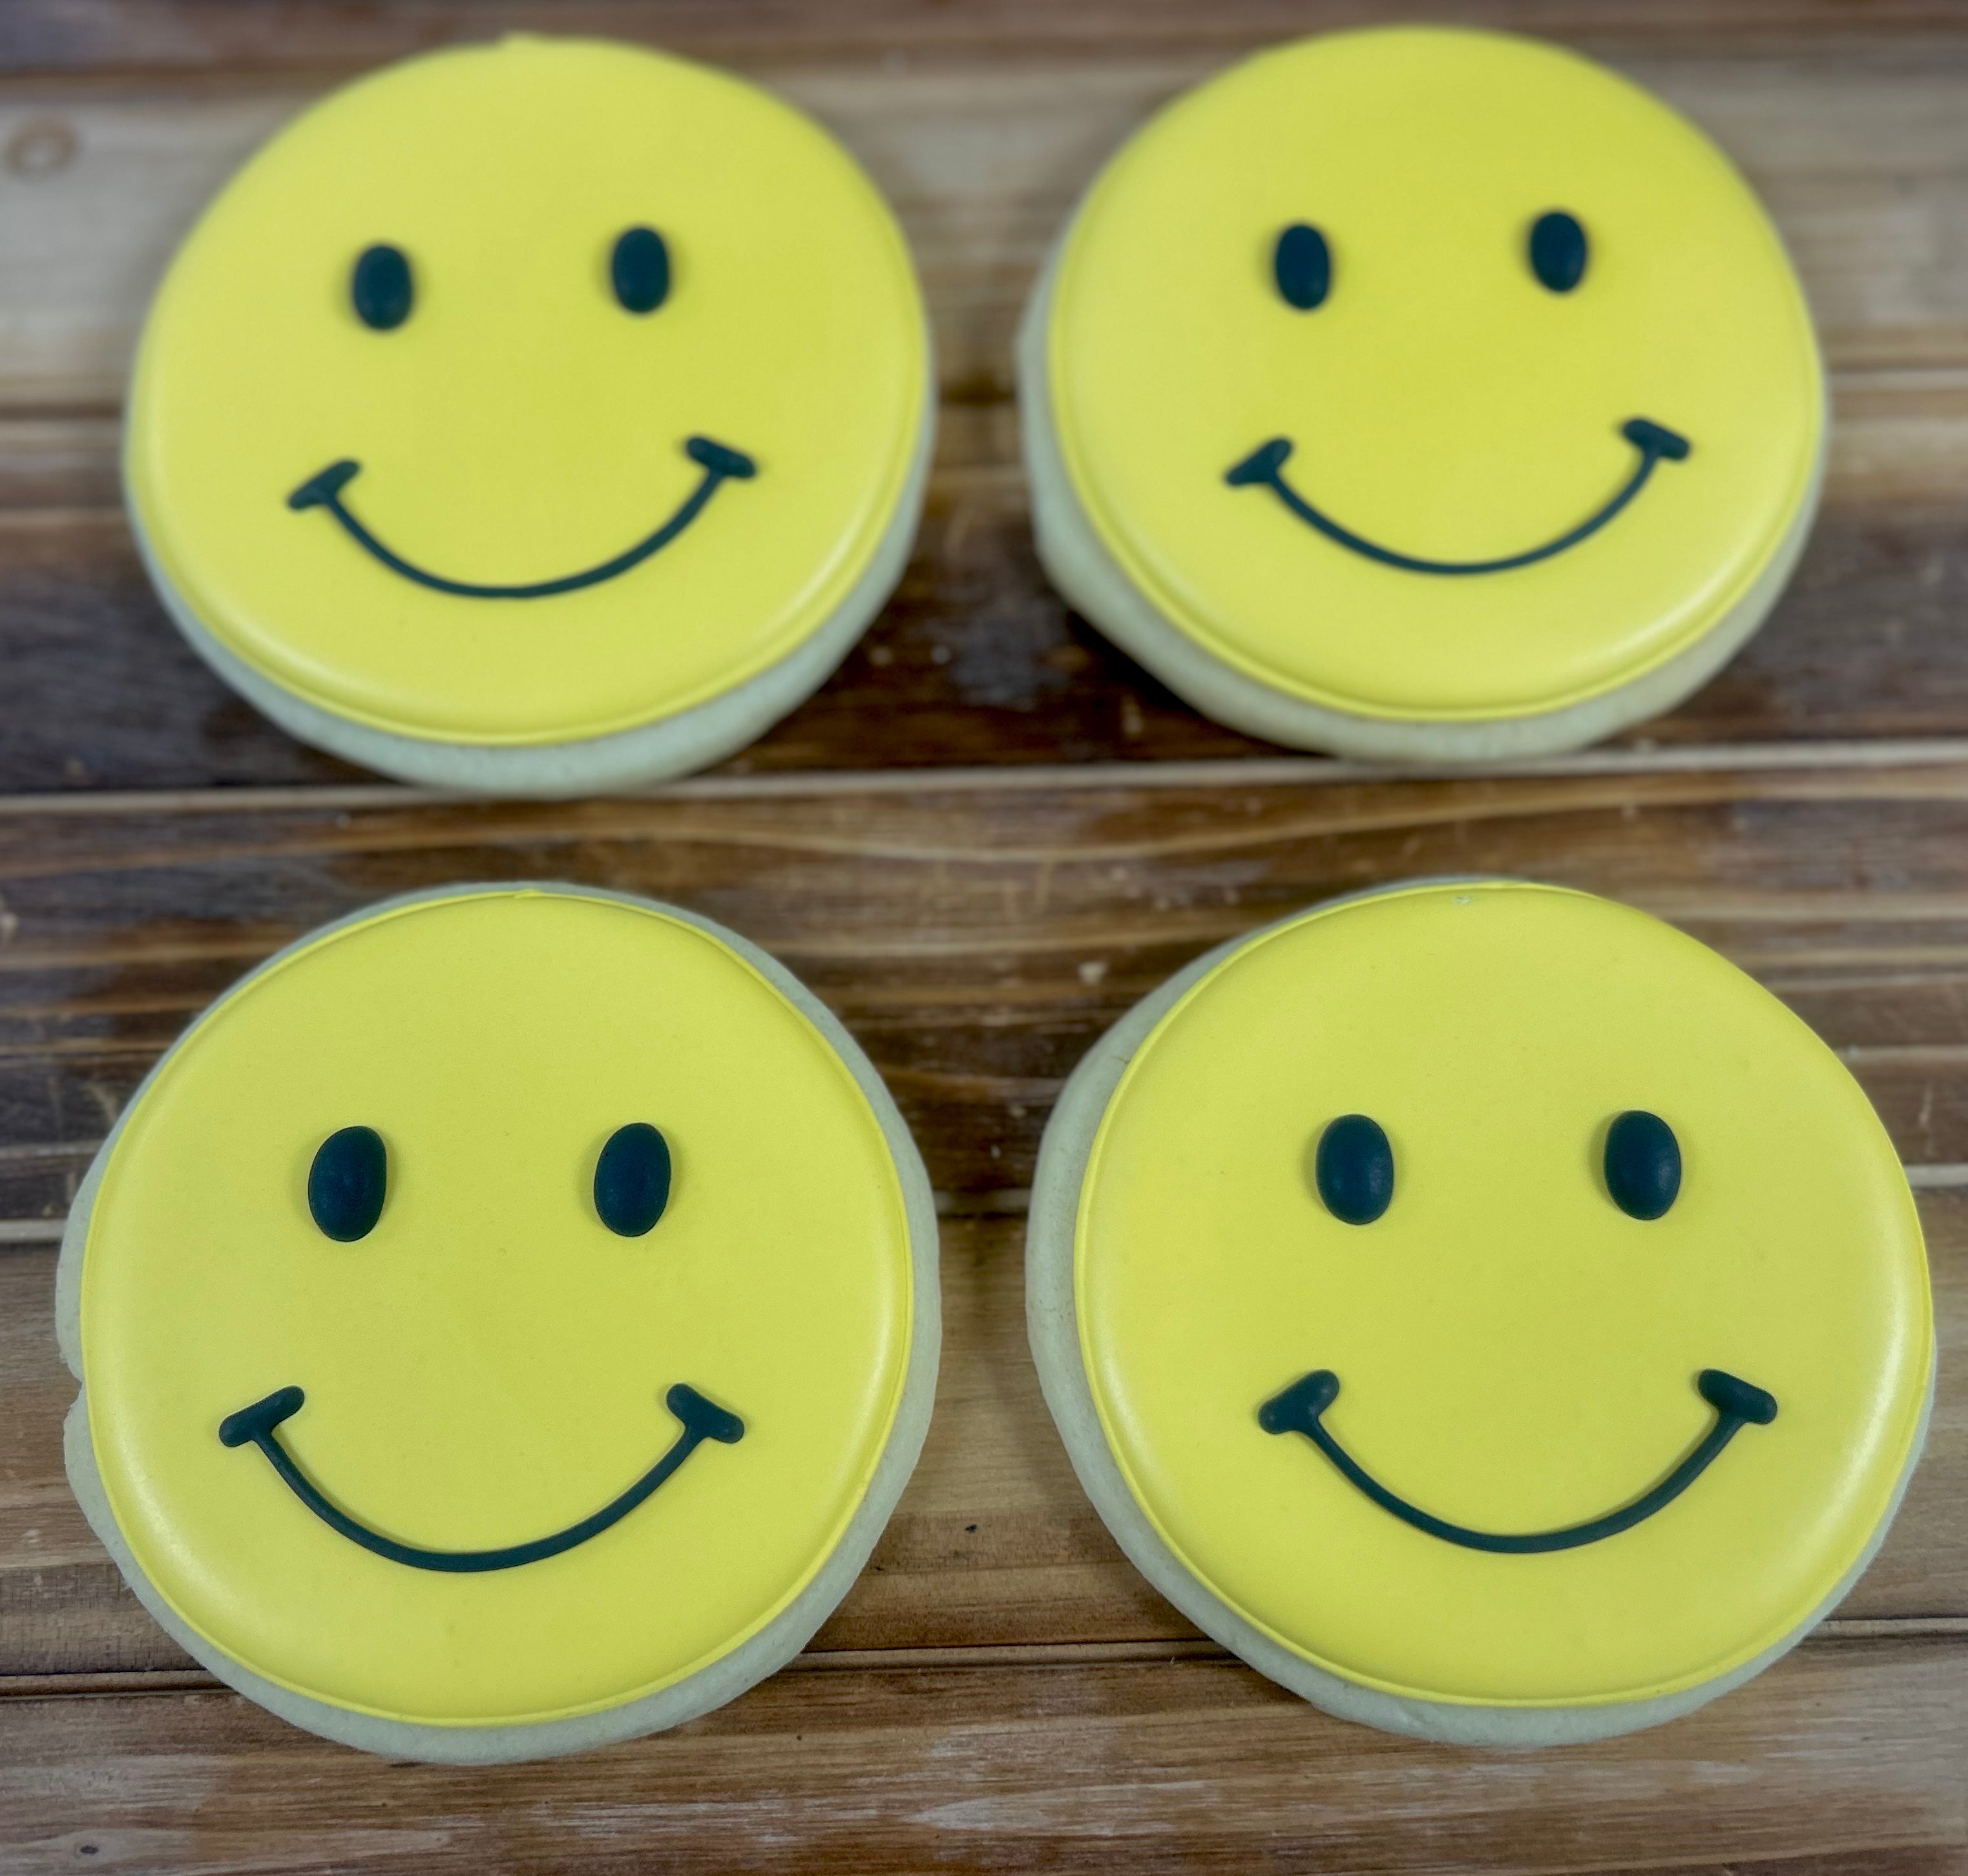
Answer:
[57,880,941,1762]
[1023,875,1933,1746]
[1017,232,1825,762]
[128,395,931,797]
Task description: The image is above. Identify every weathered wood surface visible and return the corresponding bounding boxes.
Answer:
[5,773,1968,1715]
[3,414,1968,791]
[3,1,1967,1866]
[1,32,1968,785]
[5,1640,1965,1875]
[14,767,1968,1204]
[12,0,1968,73]
[5,44,1968,406]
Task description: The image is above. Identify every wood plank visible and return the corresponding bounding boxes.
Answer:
[1,1638,1962,1874]
[3,41,1968,408]
[6,1171,1963,1679]
[12,768,1968,1192]
[10,767,1968,1671]
[2,37,1965,787]
[12,0,1968,77]
[1,399,1966,791]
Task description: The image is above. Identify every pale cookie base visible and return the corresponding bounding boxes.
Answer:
[1016,251,1825,763]
[58,882,942,1763]
[127,392,934,798]
[1026,877,1933,1746]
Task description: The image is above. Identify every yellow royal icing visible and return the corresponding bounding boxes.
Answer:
[1046,28,1823,722]
[126,37,927,745]
[1075,882,1929,1706]
[81,890,913,1725]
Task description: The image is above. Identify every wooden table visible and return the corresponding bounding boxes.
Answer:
[2,3,1964,1868]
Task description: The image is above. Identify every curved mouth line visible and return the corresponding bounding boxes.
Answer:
[1224,419,1690,576]
[219,1381,746,1573]
[286,435,759,600]
[1258,1366,1775,1554]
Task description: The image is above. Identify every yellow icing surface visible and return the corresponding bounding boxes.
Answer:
[80,890,913,1725]
[1075,883,1929,1706]
[1046,28,1823,721]
[126,37,926,745]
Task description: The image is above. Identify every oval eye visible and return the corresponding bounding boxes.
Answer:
[611,227,671,315]
[1273,223,1332,311]
[1528,211,1587,293]
[308,1126,387,1241]
[1604,1110,1680,1219]
[350,244,413,330]
[595,1123,673,1236]
[1314,1114,1393,1225]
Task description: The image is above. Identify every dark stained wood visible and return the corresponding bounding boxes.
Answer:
[1,430,1967,793]
[0,28,1965,788]
[1,1640,1963,1875]
[12,766,1968,1193]
[5,43,1968,408]
[7,0,1968,74]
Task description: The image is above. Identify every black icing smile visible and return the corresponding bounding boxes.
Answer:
[1259,1366,1775,1554]
[287,435,759,599]
[1224,419,1690,576]
[220,1380,745,1573]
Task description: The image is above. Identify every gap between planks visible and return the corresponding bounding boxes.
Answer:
[4,1622,1964,1704]
[10,737,1968,818]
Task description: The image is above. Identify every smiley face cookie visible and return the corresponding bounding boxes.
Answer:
[1020,29,1824,761]
[125,37,931,794]
[57,885,937,1760]
[1028,881,1931,1742]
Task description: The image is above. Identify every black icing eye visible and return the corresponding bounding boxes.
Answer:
[594,1123,673,1236]
[1314,1114,1393,1225]
[1528,211,1588,293]
[611,227,671,315]
[308,1126,387,1241]
[1273,222,1332,311]
[350,244,413,331]
[1604,1110,1680,1220]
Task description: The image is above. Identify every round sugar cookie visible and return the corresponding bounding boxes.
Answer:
[1019,28,1825,762]
[1027,880,1931,1744]
[126,37,932,795]
[58,884,938,1761]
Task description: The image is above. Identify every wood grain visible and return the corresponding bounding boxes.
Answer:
[3,37,1967,404]
[12,767,1968,1198]
[14,0,1968,76]
[2,405,1968,792]
[0,30,1965,788]
[2,1639,1963,1875]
